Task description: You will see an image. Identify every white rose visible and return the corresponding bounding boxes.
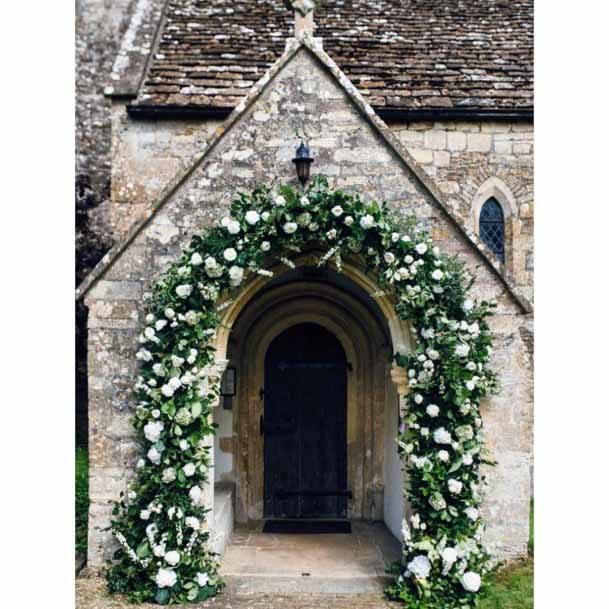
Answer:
[155,568,177,588]
[415,243,428,255]
[144,327,156,340]
[463,299,474,312]
[466,380,476,391]
[136,349,152,361]
[407,555,431,579]
[164,308,175,319]
[432,269,444,281]
[187,348,197,364]
[426,404,440,417]
[144,421,164,443]
[223,247,237,262]
[283,221,297,234]
[384,252,395,264]
[455,343,471,358]
[136,458,145,469]
[164,550,180,566]
[162,467,176,483]
[434,427,452,445]
[183,463,196,477]
[414,394,423,405]
[191,252,203,266]
[344,215,354,226]
[300,196,310,206]
[175,284,193,298]
[261,240,271,252]
[227,220,241,234]
[147,446,161,465]
[189,486,203,505]
[462,571,481,592]
[261,211,270,221]
[448,479,463,494]
[145,313,155,323]
[184,310,198,325]
[274,195,286,207]
[438,450,450,462]
[441,547,458,565]
[245,210,260,225]
[196,572,209,587]
[463,453,474,466]
[360,214,375,229]
[179,439,189,451]
[186,516,200,530]
[331,205,343,217]
[140,509,150,520]
[465,506,479,521]
[229,265,244,286]
[168,376,182,390]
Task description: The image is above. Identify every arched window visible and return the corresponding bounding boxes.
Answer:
[479,197,505,263]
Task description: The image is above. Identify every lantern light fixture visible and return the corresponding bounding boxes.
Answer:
[292,140,314,186]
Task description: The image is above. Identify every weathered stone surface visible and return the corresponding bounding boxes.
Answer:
[85,47,533,569]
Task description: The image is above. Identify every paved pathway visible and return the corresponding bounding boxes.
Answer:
[76,576,402,609]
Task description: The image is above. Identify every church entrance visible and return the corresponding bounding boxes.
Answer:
[263,323,348,519]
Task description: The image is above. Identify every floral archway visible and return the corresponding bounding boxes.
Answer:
[107,176,498,608]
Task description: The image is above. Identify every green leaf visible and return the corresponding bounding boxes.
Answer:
[136,540,150,558]
[154,589,170,605]
[187,585,199,601]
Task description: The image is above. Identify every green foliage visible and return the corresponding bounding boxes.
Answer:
[106,176,498,606]
[76,447,89,554]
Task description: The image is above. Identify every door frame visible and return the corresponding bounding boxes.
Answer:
[230,282,392,523]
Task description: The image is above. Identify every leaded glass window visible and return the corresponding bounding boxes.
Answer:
[479,198,505,263]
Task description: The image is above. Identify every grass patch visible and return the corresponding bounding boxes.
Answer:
[76,446,89,554]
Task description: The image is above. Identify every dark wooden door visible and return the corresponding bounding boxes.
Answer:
[263,323,348,519]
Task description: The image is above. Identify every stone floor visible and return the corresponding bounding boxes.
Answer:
[75,521,403,607]
[220,521,401,594]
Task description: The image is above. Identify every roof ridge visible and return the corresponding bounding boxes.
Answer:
[77,34,532,314]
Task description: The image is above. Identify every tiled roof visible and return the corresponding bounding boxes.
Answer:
[131,0,533,115]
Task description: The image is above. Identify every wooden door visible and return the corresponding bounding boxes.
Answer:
[263,323,348,519]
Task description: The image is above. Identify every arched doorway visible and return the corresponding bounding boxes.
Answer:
[263,323,348,519]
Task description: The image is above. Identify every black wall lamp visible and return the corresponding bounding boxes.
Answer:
[292,140,314,186]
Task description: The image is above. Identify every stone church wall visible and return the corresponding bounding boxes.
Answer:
[84,48,533,567]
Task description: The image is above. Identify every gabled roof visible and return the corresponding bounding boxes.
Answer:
[81,35,532,314]
[109,0,533,119]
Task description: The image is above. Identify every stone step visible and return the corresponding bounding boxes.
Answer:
[223,574,393,594]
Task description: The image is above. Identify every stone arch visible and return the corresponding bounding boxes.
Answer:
[470,176,518,275]
[217,273,406,528]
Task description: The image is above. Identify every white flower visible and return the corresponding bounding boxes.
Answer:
[420,427,429,437]
[146,313,155,323]
[162,467,177,483]
[463,299,474,312]
[309,222,319,231]
[429,492,447,510]
[189,485,204,505]
[427,348,440,360]
[326,228,337,240]
[448,479,463,494]
[171,355,184,367]
[140,509,150,520]
[147,446,161,465]
[186,516,200,530]
[465,507,479,521]
[164,308,175,319]
[426,404,440,417]
[196,572,209,587]
[164,550,180,566]
[438,450,450,462]
[283,221,297,234]
[223,247,237,262]
[144,327,156,340]
[434,427,452,445]
[227,219,241,234]
[441,547,458,566]
[462,571,482,592]
[432,269,444,281]
[155,568,177,588]
[344,215,354,226]
[360,214,375,229]
[175,284,193,298]
[261,240,271,252]
[261,211,270,221]
[184,310,198,325]
[144,421,164,443]
[274,194,286,207]
[300,196,310,206]
[463,453,474,466]
[455,343,471,358]
[245,210,260,225]
[415,243,428,255]
[187,349,197,364]
[414,393,423,405]
[466,380,476,391]
[384,252,395,264]
[183,463,196,477]
[331,205,343,217]
[191,252,203,266]
[410,513,421,528]
[136,349,152,362]
[229,265,244,286]
[155,319,167,332]
[179,439,189,451]
[407,555,431,579]
[136,458,145,469]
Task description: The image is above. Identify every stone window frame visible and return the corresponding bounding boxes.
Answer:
[470,177,518,277]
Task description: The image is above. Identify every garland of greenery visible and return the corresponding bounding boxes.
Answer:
[106,175,498,607]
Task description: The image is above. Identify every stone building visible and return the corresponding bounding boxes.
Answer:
[77,0,533,584]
